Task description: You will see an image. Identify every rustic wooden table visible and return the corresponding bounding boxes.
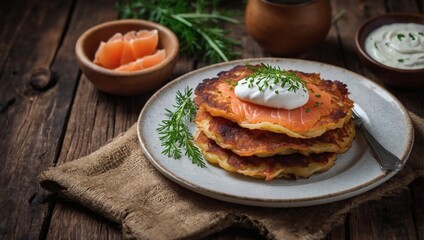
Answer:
[1,0,423,239]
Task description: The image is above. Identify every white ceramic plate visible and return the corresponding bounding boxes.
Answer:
[137,58,414,207]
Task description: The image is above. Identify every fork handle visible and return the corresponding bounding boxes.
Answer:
[357,123,404,171]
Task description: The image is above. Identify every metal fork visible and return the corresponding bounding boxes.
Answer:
[351,109,404,171]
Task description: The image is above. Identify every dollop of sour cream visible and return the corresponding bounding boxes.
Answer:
[234,78,309,109]
[365,23,424,69]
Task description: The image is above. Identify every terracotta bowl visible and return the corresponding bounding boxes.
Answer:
[355,13,424,88]
[75,19,179,95]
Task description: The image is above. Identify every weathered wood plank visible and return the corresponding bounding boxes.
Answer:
[350,191,418,239]
[386,0,420,12]
[326,223,347,240]
[0,0,35,72]
[47,198,123,240]
[37,0,122,239]
[410,178,424,240]
[0,0,76,239]
[418,0,424,12]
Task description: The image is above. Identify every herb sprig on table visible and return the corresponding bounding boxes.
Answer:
[116,0,240,63]
[157,87,205,167]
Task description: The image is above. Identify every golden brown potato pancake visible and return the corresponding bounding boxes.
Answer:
[195,108,355,157]
[195,131,337,181]
[194,65,354,138]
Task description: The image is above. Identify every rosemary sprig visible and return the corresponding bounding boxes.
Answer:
[116,0,240,63]
[244,63,306,93]
[156,87,205,167]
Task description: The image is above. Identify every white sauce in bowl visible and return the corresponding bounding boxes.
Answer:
[364,23,424,69]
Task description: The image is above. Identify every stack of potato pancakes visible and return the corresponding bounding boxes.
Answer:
[194,65,355,180]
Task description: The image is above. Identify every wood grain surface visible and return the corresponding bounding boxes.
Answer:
[0,0,422,239]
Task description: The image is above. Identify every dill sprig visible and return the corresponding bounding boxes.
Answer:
[244,63,306,93]
[157,87,205,167]
[116,0,240,63]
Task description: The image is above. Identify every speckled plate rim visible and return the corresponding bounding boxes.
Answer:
[137,57,414,207]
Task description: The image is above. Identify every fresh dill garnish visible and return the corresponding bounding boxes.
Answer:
[246,63,306,93]
[157,87,205,167]
[397,33,405,41]
[315,93,321,98]
[116,0,240,63]
[409,33,416,40]
[305,107,310,113]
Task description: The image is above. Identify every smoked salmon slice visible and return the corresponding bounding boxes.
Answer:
[93,29,164,71]
[216,81,332,132]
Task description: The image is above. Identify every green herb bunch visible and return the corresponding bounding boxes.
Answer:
[157,87,205,167]
[116,0,240,63]
[243,63,306,93]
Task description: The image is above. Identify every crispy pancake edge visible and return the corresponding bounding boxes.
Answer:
[194,131,337,181]
[195,108,356,157]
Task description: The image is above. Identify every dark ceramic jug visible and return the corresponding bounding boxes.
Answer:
[245,0,332,56]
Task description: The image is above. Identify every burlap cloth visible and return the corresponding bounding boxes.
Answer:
[39,112,424,240]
